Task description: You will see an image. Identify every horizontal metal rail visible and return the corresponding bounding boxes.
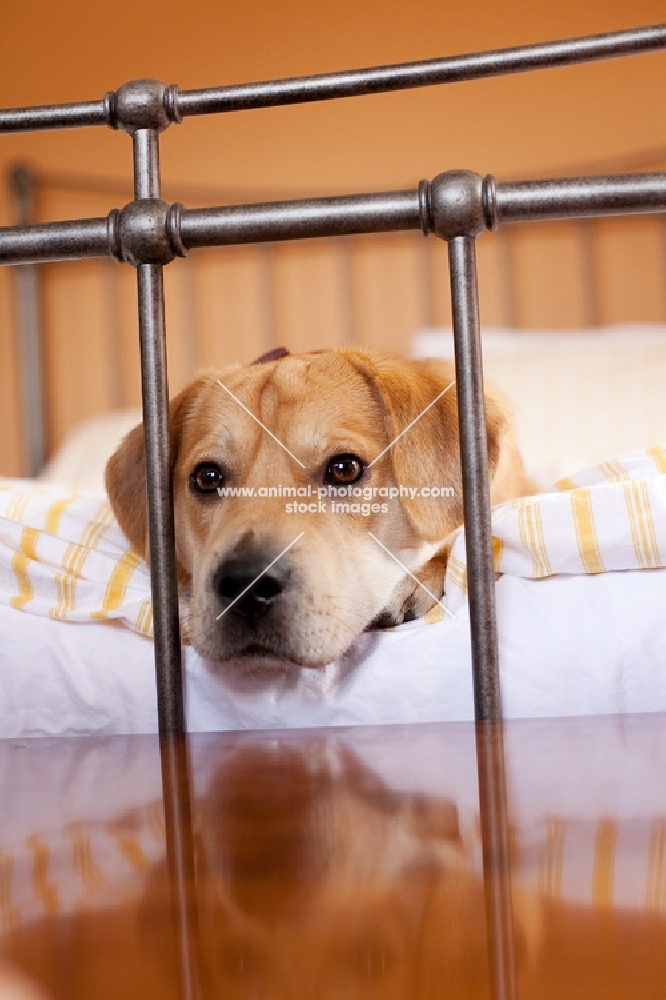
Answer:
[0,216,115,264]
[2,23,665,133]
[3,172,666,265]
[497,172,666,222]
[177,24,666,116]
[0,99,108,133]
[179,190,421,245]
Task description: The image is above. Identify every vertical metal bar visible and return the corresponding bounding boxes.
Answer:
[9,166,46,476]
[133,128,161,199]
[136,262,183,732]
[132,125,199,1000]
[448,233,515,1000]
[132,128,184,734]
[447,234,501,717]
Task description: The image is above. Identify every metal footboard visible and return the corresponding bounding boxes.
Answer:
[3,24,666,724]
[2,25,666,999]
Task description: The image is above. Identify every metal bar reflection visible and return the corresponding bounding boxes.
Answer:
[160,735,201,1000]
[476,720,516,1000]
[447,235,500,720]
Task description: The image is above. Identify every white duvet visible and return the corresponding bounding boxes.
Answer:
[1,445,666,738]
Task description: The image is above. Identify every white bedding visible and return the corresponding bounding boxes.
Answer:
[1,516,665,737]
[2,322,665,738]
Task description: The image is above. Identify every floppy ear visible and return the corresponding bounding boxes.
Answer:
[105,378,206,558]
[349,353,508,543]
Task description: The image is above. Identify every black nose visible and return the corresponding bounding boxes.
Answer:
[214,557,290,620]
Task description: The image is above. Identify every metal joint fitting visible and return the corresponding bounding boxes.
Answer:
[104,79,181,133]
[113,199,187,266]
[420,170,498,238]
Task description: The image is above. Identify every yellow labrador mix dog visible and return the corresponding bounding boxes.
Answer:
[106,347,528,667]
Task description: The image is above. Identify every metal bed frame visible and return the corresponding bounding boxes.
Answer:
[2,24,666,999]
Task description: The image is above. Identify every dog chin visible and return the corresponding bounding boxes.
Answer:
[192,638,340,671]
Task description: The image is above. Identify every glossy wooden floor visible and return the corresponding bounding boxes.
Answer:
[1,715,666,999]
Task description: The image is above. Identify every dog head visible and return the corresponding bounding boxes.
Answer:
[106,347,522,667]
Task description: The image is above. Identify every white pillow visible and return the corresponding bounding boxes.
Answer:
[413,324,666,486]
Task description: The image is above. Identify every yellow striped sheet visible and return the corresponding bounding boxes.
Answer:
[6,492,31,524]
[648,445,666,475]
[555,476,578,492]
[90,548,143,621]
[9,527,39,612]
[492,536,504,572]
[45,494,79,536]
[52,503,114,621]
[597,458,628,482]
[446,554,467,594]
[623,480,661,569]
[517,502,552,578]
[571,489,605,575]
[135,598,153,637]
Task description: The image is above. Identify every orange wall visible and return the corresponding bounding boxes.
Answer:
[1,0,666,475]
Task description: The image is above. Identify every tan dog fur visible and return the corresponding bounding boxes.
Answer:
[106,347,529,667]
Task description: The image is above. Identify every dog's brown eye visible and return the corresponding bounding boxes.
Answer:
[324,454,365,485]
[191,463,224,494]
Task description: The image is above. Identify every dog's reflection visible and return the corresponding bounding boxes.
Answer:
[169,738,538,998]
[3,738,539,999]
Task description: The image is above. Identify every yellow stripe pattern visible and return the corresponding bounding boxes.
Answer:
[516,500,552,578]
[9,527,39,612]
[0,487,164,638]
[444,443,666,616]
[623,480,661,569]
[571,488,605,574]
[648,445,666,475]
